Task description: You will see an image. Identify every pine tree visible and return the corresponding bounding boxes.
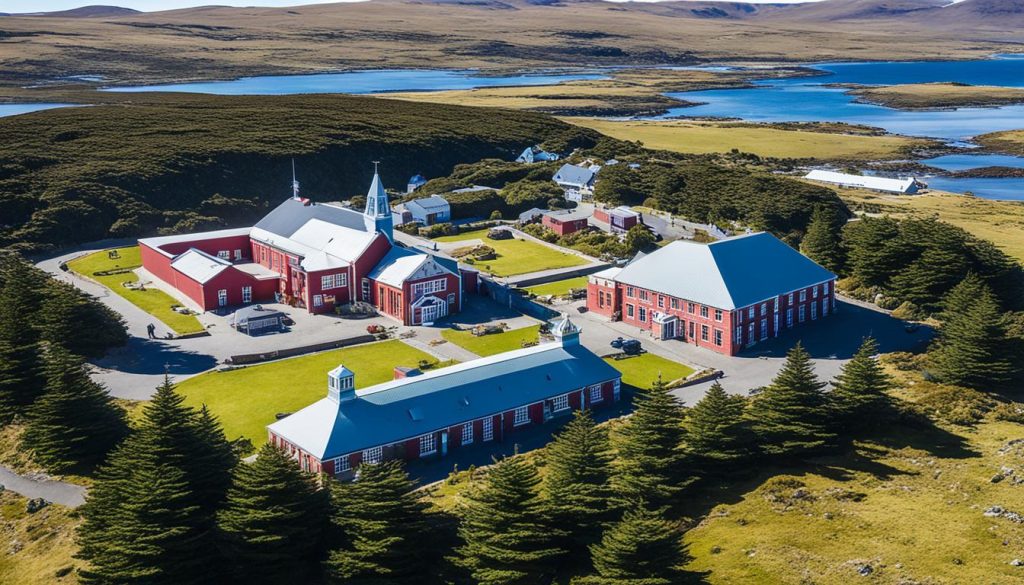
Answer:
[889,240,970,313]
[454,455,564,585]
[572,505,689,585]
[829,337,894,430]
[800,206,845,273]
[939,273,988,322]
[541,410,618,565]
[39,280,128,358]
[930,285,1015,391]
[683,382,753,468]
[77,378,236,585]
[22,345,128,471]
[746,343,835,458]
[612,378,689,511]
[0,254,47,421]
[325,460,430,585]
[218,443,327,585]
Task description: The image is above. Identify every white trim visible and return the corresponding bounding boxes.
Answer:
[362,446,382,464]
[513,405,530,426]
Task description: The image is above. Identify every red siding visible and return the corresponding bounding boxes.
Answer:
[543,215,588,236]
[139,242,175,285]
[403,272,461,326]
[156,234,252,260]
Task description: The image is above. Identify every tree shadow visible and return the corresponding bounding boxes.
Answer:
[91,336,218,375]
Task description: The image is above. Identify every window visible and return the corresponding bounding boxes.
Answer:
[824,282,830,295]
[626,304,635,318]
[811,301,817,320]
[747,307,755,319]
[671,298,679,310]
[332,456,350,474]
[419,433,437,456]
[313,295,324,307]
[774,313,779,336]
[799,290,807,302]
[234,249,242,260]
[513,406,530,426]
[748,323,754,343]
[786,308,793,327]
[639,307,647,322]
[639,290,649,301]
[321,273,347,290]
[700,306,709,318]
[462,422,473,445]
[775,296,781,313]
[822,301,829,316]
[412,278,446,298]
[689,321,695,339]
[788,292,794,304]
[361,278,370,301]
[260,247,267,262]
[701,325,709,342]
[799,305,806,323]
[657,296,665,309]
[218,289,227,307]
[241,286,252,304]
[552,393,570,412]
[760,319,768,340]
[714,309,723,321]
[217,250,229,260]
[626,286,635,298]
[735,325,743,343]
[588,384,604,404]
[812,286,819,298]
[362,446,382,464]
[760,303,768,316]
[713,329,723,346]
[688,303,695,314]
[482,417,494,441]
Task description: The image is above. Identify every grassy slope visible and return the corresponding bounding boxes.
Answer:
[977,129,1024,156]
[524,276,589,297]
[0,491,80,585]
[603,353,695,390]
[175,340,441,447]
[834,186,1024,262]
[441,324,542,357]
[569,118,929,160]
[434,229,587,277]
[850,83,1024,110]
[66,246,204,335]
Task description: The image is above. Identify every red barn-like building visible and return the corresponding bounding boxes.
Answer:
[541,209,591,236]
[587,232,837,356]
[139,171,466,325]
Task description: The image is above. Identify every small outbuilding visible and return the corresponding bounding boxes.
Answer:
[404,195,451,225]
[542,208,591,236]
[230,305,286,336]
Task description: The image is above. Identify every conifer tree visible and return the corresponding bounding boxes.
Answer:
[930,285,1015,391]
[939,273,988,322]
[612,378,689,511]
[218,443,327,585]
[572,505,689,585]
[800,205,845,273]
[454,455,564,585]
[39,280,128,358]
[22,345,128,471]
[325,460,430,585]
[746,343,835,458]
[542,410,617,564]
[77,378,236,585]
[0,254,47,421]
[683,382,753,468]
[829,337,894,430]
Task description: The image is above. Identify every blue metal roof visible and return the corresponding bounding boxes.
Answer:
[254,199,367,238]
[553,163,596,187]
[267,341,621,459]
[406,195,450,213]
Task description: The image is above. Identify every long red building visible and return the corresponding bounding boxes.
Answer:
[587,232,837,356]
[139,171,467,325]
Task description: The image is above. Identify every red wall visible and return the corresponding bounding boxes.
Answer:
[139,242,175,285]
[403,272,461,326]
[586,277,619,318]
[543,215,587,235]
[156,234,253,260]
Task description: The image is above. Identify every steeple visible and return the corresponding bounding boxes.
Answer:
[291,158,300,200]
[552,314,581,347]
[363,161,393,241]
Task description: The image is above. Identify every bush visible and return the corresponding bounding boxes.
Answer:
[906,381,996,426]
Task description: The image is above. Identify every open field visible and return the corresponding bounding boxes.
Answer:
[524,276,589,298]
[0,491,80,585]
[848,82,1024,110]
[569,118,933,160]
[175,340,442,448]
[66,246,205,335]
[977,129,1024,156]
[434,229,587,277]
[441,324,543,357]
[602,353,695,390]
[834,186,1024,262]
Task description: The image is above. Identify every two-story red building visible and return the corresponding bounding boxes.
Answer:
[139,170,467,325]
[587,232,837,356]
[267,316,622,478]
[542,209,591,236]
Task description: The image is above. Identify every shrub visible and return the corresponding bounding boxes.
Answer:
[905,381,996,426]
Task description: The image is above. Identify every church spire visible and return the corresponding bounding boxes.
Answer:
[363,162,394,241]
[291,158,301,200]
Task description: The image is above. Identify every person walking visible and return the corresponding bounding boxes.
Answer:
[147,323,156,339]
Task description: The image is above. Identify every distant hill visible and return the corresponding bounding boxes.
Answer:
[17,5,140,18]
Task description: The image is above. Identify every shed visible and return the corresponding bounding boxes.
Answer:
[404,195,451,225]
[230,305,286,336]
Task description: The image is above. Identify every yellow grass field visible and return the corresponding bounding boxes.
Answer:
[977,129,1024,156]
[850,82,1024,110]
[434,229,587,277]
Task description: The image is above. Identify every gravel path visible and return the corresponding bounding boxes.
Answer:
[0,465,87,508]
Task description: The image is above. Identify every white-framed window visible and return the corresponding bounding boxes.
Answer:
[361,278,371,301]
[626,304,635,318]
[788,292,794,304]
[735,325,743,343]
[588,384,604,404]
[217,250,229,260]
[412,278,446,298]
[234,249,242,260]
[419,433,437,456]
[313,294,324,307]
[799,290,807,302]
[811,301,818,320]
[760,319,768,340]
[760,303,768,316]
[241,286,252,303]
[671,298,679,310]
[822,301,829,316]
[701,325,709,342]
[812,286,819,298]
[482,417,494,441]
[639,307,647,322]
[321,273,347,290]
[713,329,723,346]
[657,296,664,309]
[747,307,755,319]
[799,305,806,322]
[774,313,779,335]
[824,281,830,295]
[786,308,793,327]
[714,309,723,321]
[688,303,695,314]
[331,456,351,474]
[552,393,570,412]
[462,422,473,445]
[513,406,530,426]
[639,290,649,301]
[362,446,382,464]
[700,306,709,318]
[626,286,635,298]
[218,289,227,307]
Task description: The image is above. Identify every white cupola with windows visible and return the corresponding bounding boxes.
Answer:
[551,314,581,347]
[327,364,356,402]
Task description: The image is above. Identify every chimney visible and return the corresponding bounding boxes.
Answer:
[393,366,422,380]
[327,364,356,402]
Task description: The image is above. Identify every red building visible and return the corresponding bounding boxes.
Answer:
[267,316,622,478]
[593,205,640,233]
[587,232,837,356]
[541,209,591,236]
[139,171,467,325]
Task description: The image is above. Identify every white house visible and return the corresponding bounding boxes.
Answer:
[804,170,921,194]
[404,195,451,225]
[553,163,598,202]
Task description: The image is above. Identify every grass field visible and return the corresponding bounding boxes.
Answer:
[0,491,80,585]
[66,246,205,335]
[175,340,442,448]
[849,82,1024,110]
[834,186,1024,262]
[434,229,586,277]
[602,353,695,390]
[524,276,589,297]
[568,118,930,160]
[977,129,1024,156]
[441,324,543,357]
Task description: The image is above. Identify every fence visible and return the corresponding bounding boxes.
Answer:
[228,334,377,365]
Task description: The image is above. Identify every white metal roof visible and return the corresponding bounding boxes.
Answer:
[232,262,281,280]
[590,266,622,280]
[170,249,232,284]
[368,247,455,288]
[250,217,378,273]
[804,170,917,193]
[139,227,252,256]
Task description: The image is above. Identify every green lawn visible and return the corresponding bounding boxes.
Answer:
[441,324,543,357]
[175,340,443,449]
[524,276,589,297]
[603,352,695,389]
[434,229,587,277]
[67,246,205,335]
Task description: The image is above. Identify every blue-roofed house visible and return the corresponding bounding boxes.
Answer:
[516,146,560,164]
[407,174,427,194]
[266,315,622,477]
[553,163,598,202]
[586,232,837,355]
[404,194,451,225]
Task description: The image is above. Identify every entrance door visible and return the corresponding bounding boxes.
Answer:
[662,319,676,339]
[218,289,227,307]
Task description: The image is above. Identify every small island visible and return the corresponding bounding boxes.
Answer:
[976,129,1024,156]
[846,82,1024,110]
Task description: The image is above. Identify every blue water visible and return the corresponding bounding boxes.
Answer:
[921,153,1024,171]
[103,69,605,95]
[924,176,1024,200]
[0,103,73,117]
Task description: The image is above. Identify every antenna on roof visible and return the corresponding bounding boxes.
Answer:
[372,160,380,174]
[291,158,300,200]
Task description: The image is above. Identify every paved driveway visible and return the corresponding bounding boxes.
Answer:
[0,466,86,508]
